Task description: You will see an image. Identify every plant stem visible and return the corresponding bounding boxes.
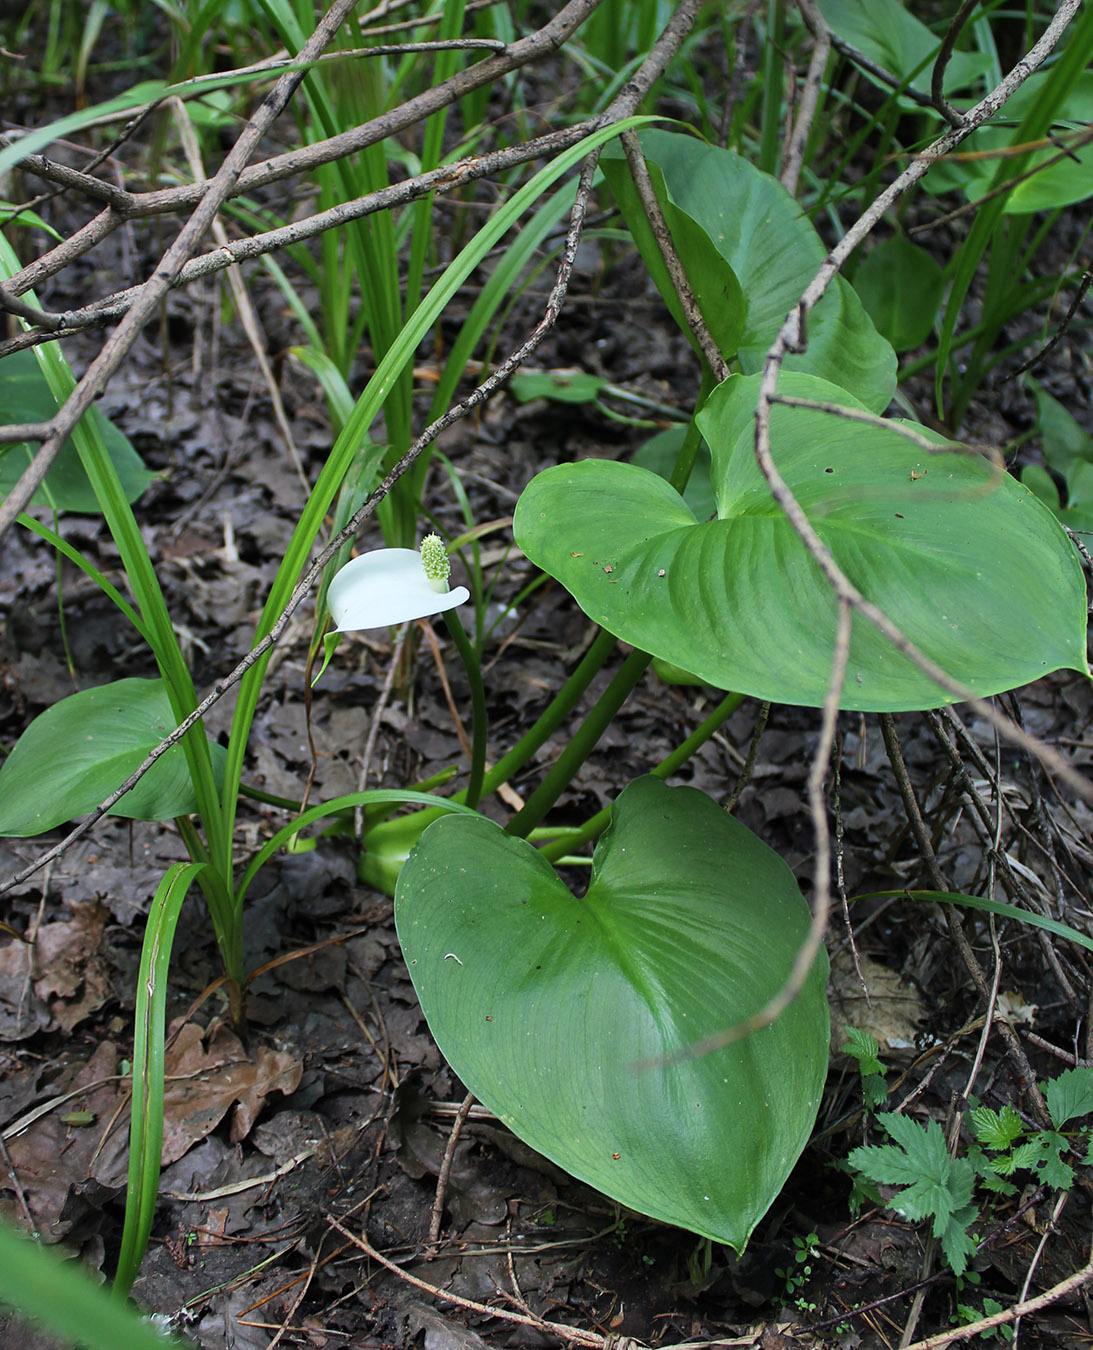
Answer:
[475,627,618,801]
[443,607,486,809]
[536,689,745,862]
[505,646,652,838]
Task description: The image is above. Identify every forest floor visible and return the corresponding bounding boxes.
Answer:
[2,39,1093,1350]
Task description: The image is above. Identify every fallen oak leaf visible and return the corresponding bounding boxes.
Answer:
[161,1022,303,1163]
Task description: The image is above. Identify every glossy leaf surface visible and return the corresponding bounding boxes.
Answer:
[603,131,896,412]
[0,351,154,511]
[396,776,829,1249]
[514,375,1089,710]
[0,678,226,835]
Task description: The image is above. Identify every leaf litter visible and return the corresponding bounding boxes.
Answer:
[1,147,1093,1350]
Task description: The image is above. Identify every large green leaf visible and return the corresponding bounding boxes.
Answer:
[815,0,990,98]
[603,131,896,412]
[395,776,829,1249]
[854,234,945,352]
[924,73,1093,213]
[0,351,154,511]
[0,678,226,835]
[514,374,1089,711]
[600,150,745,365]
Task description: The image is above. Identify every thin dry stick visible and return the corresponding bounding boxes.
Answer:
[1012,1189,1069,1349]
[171,96,310,493]
[724,700,770,814]
[768,393,1004,466]
[1005,268,1092,382]
[618,128,730,380]
[928,707,1080,1006]
[0,0,361,539]
[427,1090,476,1248]
[325,1214,608,1348]
[902,1245,1093,1350]
[781,0,831,197]
[930,0,978,127]
[751,0,1091,814]
[879,713,1051,1127]
[0,122,599,360]
[6,0,607,297]
[354,622,412,844]
[0,0,703,898]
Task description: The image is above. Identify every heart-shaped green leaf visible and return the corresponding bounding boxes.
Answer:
[0,351,154,512]
[395,776,829,1249]
[603,131,896,413]
[854,234,945,352]
[0,678,226,835]
[600,151,745,365]
[514,374,1089,711]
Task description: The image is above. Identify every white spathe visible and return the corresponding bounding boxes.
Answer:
[327,548,469,631]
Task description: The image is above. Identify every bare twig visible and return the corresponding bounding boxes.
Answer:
[929,0,977,128]
[782,0,831,196]
[1004,267,1092,381]
[619,128,730,379]
[0,0,362,541]
[7,0,608,297]
[325,1215,608,1347]
[0,122,596,360]
[901,1244,1093,1349]
[0,0,703,896]
[752,0,1091,813]
[879,713,1051,1127]
[0,284,62,330]
[427,1090,475,1248]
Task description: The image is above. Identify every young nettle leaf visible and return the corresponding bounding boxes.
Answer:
[842,1027,887,1110]
[847,1113,978,1274]
[1045,1065,1093,1130]
[969,1103,1025,1151]
[1003,1133,1074,1191]
[966,1144,1018,1197]
[395,776,829,1250]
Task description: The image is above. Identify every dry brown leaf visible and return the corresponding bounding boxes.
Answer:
[161,1022,303,1163]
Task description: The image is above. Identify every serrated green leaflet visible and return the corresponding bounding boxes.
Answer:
[395,777,829,1249]
[514,373,1089,711]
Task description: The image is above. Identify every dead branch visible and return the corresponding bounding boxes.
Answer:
[0,0,704,898]
[0,0,362,541]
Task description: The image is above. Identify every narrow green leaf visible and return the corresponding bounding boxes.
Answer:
[0,1216,180,1350]
[115,862,205,1296]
